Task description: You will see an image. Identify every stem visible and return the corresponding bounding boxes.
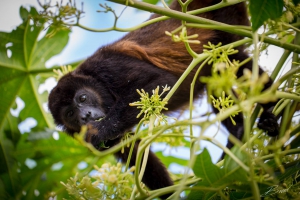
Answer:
[135,178,203,200]
[138,116,154,184]
[270,50,291,81]
[240,38,261,195]
[133,116,156,198]
[125,120,144,171]
[165,55,208,100]
[245,109,261,199]
[275,66,300,86]
[273,98,290,116]
[276,91,300,101]
[279,18,300,137]
[252,31,259,81]
[189,58,210,159]
[160,0,170,9]
[255,148,300,161]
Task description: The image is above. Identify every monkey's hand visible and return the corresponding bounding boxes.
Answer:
[85,122,99,143]
[85,120,124,150]
[257,110,279,137]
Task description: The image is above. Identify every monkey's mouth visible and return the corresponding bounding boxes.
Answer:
[95,117,104,121]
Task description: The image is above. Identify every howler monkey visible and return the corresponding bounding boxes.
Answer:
[48,0,279,197]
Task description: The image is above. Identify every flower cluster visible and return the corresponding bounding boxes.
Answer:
[37,0,84,37]
[53,65,73,80]
[61,163,135,200]
[201,42,239,97]
[210,92,240,125]
[165,27,200,44]
[129,85,170,122]
[203,42,239,73]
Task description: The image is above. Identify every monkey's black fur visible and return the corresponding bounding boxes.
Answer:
[48,0,279,198]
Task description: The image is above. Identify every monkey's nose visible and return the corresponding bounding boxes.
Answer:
[81,111,92,123]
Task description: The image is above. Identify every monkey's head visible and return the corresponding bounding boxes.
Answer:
[48,73,111,135]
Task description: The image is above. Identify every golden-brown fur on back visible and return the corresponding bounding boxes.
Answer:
[107,0,248,75]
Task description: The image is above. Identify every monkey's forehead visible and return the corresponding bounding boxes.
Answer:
[49,74,88,105]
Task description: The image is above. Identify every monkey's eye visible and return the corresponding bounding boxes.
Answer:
[67,110,74,117]
[79,94,87,102]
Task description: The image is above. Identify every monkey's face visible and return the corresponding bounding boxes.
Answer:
[48,73,111,135]
[60,88,105,133]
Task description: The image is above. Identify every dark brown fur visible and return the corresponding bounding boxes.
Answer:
[48,0,278,198]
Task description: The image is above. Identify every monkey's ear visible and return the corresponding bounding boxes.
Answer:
[258,110,279,137]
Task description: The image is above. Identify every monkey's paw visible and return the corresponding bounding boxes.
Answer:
[85,123,98,142]
[257,111,279,137]
[84,122,105,149]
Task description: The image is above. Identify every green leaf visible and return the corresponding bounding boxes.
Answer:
[192,149,223,181]
[188,149,223,200]
[249,0,284,31]
[19,6,29,21]
[188,147,249,199]
[0,136,21,198]
[0,6,69,131]
[223,146,248,182]
[0,5,70,199]
[13,131,110,199]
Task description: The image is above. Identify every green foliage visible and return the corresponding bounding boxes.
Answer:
[61,163,135,200]
[0,6,68,131]
[0,0,300,200]
[249,0,284,31]
[188,148,248,200]
[14,132,94,199]
[0,5,110,199]
[0,5,68,199]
